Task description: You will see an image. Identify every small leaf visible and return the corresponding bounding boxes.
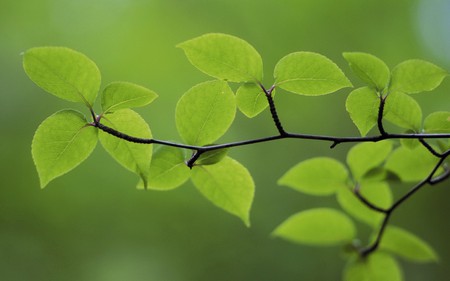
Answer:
[385,145,440,182]
[137,146,190,191]
[390,59,447,94]
[400,131,420,150]
[273,208,356,246]
[196,147,229,166]
[274,52,352,96]
[380,226,438,263]
[23,47,101,107]
[191,157,254,226]
[424,111,450,133]
[236,83,272,118]
[176,80,236,146]
[347,141,393,181]
[343,52,390,91]
[278,157,349,196]
[345,87,380,136]
[343,252,403,281]
[384,91,422,131]
[177,33,263,82]
[101,82,158,113]
[337,181,392,227]
[99,109,152,186]
[32,110,98,188]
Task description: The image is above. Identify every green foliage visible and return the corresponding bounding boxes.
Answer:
[273,208,356,246]
[274,52,352,95]
[196,147,229,166]
[191,157,254,226]
[32,110,98,188]
[175,80,236,146]
[23,47,101,107]
[101,82,158,114]
[236,83,272,118]
[424,111,450,133]
[384,91,422,131]
[343,52,390,91]
[177,33,263,83]
[343,253,403,281]
[345,87,380,136]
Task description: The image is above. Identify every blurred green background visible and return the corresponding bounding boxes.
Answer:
[2,0,450,280]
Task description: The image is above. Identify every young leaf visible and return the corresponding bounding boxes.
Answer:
[191,157,254,226]
[345,87,380,136]
[32,110,98,188]
[236,83,272,118]
[23,47,101,107]
[177,33,263,82]
[337,181,392,227]
[98,109,152,186]
[176,80,236,146]
[347,141,393,181]
[101,82,158,113]
[380,226,438,263]
[274,52,352,96]
[390,59,447,94]
[343,253,403,281]
[196,147,229,166]
[137,146,190,191]
[385,145,439,182]
[400,132,420,150]
[273,208,356,246]
[278,157,349,196]
[342,52,390,91]
[424,111,450,133]
[384,91,422,131]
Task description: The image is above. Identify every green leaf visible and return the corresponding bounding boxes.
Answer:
[177,33,263,82]
[23,47,101,107]
[191,157,254,226]
[385,145,439,182]
[273,208,356,246]
[384,91,422,131]
[347,141,393,181]
[99,109,152,186]
[390,59,447,94]
[400,131,420,150]
[380,226,438,263]
[424,111,450,133]
[196,147,229,166]
[345,87,380,136]
[337,181,392,227]
[176,80,236,146]
[32,110,98,188]
[101,82,158,113]
[274,52,352,96]
[343,52,390,91]
[236,83,272,118]
[137,146,190,191]
[343,253,403,281]
[278,157,349,196]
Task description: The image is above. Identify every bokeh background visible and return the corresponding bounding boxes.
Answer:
[2,0,450,280]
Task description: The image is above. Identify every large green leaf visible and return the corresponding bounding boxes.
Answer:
[32,110,98,188]
[385,145,439,182]
[342,52,390,91]
[274,52,352,96]
[191,157,254,226]
[101,82,158,113]
[424,111,450,133]
[390,59,447,94]
[273,208,356,246]
[384,91,422,131]
[380,226,438,263]
[176,80,236,146]
[343,253,403,281]
[235,83,271,118]
[177,33,263,82]
[137,146,190,191]
[337,181,392,227]
[278,157,349,196]
[99,109,153,186]
[23,47,101,107]
[347,141,393,181]
[345,87,380,136]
